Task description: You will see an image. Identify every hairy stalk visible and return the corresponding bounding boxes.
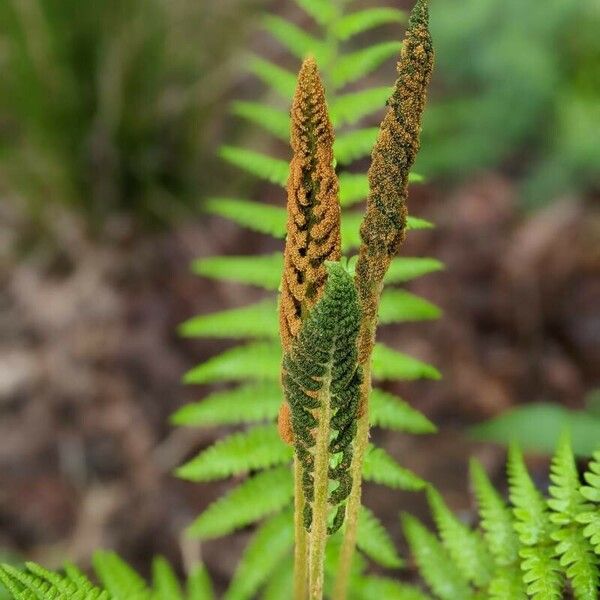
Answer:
[294,456,308,600]
[334,2,434,597]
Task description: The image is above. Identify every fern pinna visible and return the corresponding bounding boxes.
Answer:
[173,0,438,598]
[403,437,600,600]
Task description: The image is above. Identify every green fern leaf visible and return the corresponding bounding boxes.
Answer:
[261,557,293,600]
[186,565,214,600]
[378,289,441,325]
[362,445,425,491]
[171,382,282,428]
[353,576,432,600]
[402,513,474,600]
[427,487,493,587]
[334,128,379,165]
[176,425,292,482]
[188,466,293,539]
[487,566,528,600]
[219,146,288,187]
[357,506,403,569]
[330,87,391,127]
[230,102,289,142]
[372,343,441,381]
[577,451,600,555]
[333,8,406,41]
[152,556,184,600]
[204,198,286,239]
[580,450,600,503]
[519,546,563,600]
[469,459,520,566]
[224,509,293,600]
[333,42,402,89]
[93,551,150,599]
[263,16,327,62]
[406,214,434,228]
[384,257,444,284]
[179,299,278,340]
[339,173,369,207]
[247,56,296,99]
[183,342,280,385]
[293,0,336,25]
[191,253,283,290]
[369,388,436,434]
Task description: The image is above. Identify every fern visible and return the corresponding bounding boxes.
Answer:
[403,440,600,600]
[332,8,406,41]
[356,507,403,569]
[362,445,426,492]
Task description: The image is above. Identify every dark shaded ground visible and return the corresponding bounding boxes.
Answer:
[0,178,598,589]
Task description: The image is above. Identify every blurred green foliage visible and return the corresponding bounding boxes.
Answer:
[416,0,600,206]
[0,0,260,231]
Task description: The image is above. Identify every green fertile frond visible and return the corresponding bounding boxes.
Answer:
[333,8,406,41]
[224,509,293,600]
[330,87,392,127]
[188,465,293,539]
[334,128,379,166]
[369,388,436,434]
[469,459,520,566]
[170,382,281,428]
[219,146,288,187]
[152,557,184,600]
[262,16,327,62]
[357,506,403,569]
[176,425,292,482]
[183,342,280,385]
[384,257,444,284]
[247,56,296,99]
[179,299,278,339]
[204,198,286,239]
[426,487,493,587]
[371,343,441,381]
[293,0,336,25]
[402,513,473,600]
[362,445,425,491]
[353,576,431,600]
[92,552,149,599]
[230,102,290,141]
[577,451,600,555]
[192,253,282,290]
[378,289,441,325]
[332,42,403,89]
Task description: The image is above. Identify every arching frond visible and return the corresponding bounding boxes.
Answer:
[357,506,403,568]
[263,16,327,62]
[293,0,336,26]
[230,102,290,141]
[378,289,441,324]
[362,445,425,491]
[330,87,391,127]
[333,42,403,89]
[247,56,296,98]
[384,257,444,284]
[333,8,406,41]
[219,146,288,187]
[93,551,150,599]
[372,343,441,381]
[369,388,436,433]
[334,128,379,165]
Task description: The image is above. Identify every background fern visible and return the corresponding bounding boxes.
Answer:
[402,437,600,600]
[173,0,442,596]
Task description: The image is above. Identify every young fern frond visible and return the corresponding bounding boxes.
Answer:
[362,445,426,491]
[356,506,403,569]
[578,451,600,555]
[403,440,600,600]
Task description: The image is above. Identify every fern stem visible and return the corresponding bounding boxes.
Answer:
[309,369,333,599]
[293,456,309,600]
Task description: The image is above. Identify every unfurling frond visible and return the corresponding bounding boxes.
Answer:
[279,57,341,352]
[282,263,361,532]
[355,0,434,361]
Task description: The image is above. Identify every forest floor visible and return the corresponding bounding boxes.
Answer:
[0,175,598,590]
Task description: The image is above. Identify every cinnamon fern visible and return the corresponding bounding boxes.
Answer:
[174,1,440,597]
[402,436,600,600]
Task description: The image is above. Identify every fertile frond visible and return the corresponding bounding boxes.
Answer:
[247,56,296,99]
[384,257,444,284]
[332,42,403,89]
[170,382,281,427]
[378,289,441,325]
[176,425,291,482]
[334,128,379,166]
[188,466,293,539]
[183,342,280,385]
[426,487,493,587]
[470,459,520,566]
[369,388,436,433]
[371,343,441,381]
[362,445,425,491]
[402,513,473,600]
[330,87,392,127]
[263,16,327,62]
[357,506,403,568]
[179,300,278,340]
[219,146,288,187]
[204,198,286,239]
[152,557,184,600]
[333,8,406,41]
[224,509,293,600]
[230,102,290,141]
[93,551,150,599]
[352,576,431,600]
[192,253,282,290]
[279,58,341,351]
